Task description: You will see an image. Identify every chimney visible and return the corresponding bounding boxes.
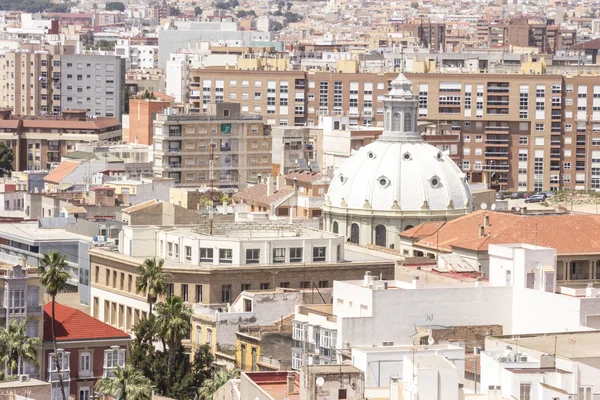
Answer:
[389,377,400,400]
[293,177,298,192]
[266,175,273,197]
[286,373,295,395]
[363,271,373,287]
[412,276,419,289]
[483,214,490,227]
[257,173,262,184]
[475,277,482,287]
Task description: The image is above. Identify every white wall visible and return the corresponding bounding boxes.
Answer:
[489,244,556,291]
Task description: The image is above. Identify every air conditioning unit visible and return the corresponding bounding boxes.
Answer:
[519,355,528,362]
[18,374,30,382]
[381,341,394,346]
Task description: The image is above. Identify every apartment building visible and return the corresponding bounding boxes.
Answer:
[60,55,126,121]
[0,50,59,116]
[153,103,272,189]
[0,109,121,171]
[88,222,395,334]
[0,259,44,378]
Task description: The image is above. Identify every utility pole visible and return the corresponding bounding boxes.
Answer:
[209,141,217,236]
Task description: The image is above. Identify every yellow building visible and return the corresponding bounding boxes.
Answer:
[235,315,294,372]
[0,259,45,378]
[191,313,218,360]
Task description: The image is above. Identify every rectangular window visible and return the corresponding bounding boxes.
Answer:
[300,281,310,288]
[200,248,213,262]
[221,285,231,303]
[519,136,528,145]
[273,248,285,263]
[519,383,531,400]
[313,247,326,262]
[182,284,188,302]
[184,246,192,262]
[318,280,329,288]
[241,283,251,292]
[219,249,233,263]
[246,249,260,264]
[195,285,202,303]
[167,283,174,297]
[79,352,91,377]
[260,283,270,290]
[290,248,303,262]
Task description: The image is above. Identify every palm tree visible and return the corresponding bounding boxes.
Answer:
[136,258,172,316]
[95,364,152,400]
[154,295,192,384]
[39,250,70,400]
[0,319,41,376]
[197,369,239,400]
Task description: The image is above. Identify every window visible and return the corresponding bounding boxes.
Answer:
[246,249,260,264]
[475,135,482,142]
[195,285,202,303]
[104,347,125,376]
[200,248,213,262]
[564,162,571,170]
[313,247,326,262]
[273,248,285,263]
[185,246,192,262]
[182,284,188,302]
[519,383,531,400]
[167,283,174,297]
[519,136,528,145]
[300,281,310,288]
[535,123,544,131]
[579,386,592,400]
[206,327,213,348]
[338,389,348,399]
[222,285,232,303]
[79,387,90,400]
[318,280,329,288]
[280,282,290,288]
[241,283,251,291]
[290,248,302,262]
[79,352,91,377]
[168,242,173,257]
[219,249,233,263]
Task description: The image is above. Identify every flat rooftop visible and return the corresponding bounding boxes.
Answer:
[245,372,300,400]
[156,224,339,241]
[490,331,600,369]
[352,343,462,353]
[0,222,91,242]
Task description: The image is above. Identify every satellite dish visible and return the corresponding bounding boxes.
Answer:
[491,203,497,211]
[428,336,435,345]
[534,261,541,270]
[515,206,521,212]
[316,377,325,387]
[481,202,488,210]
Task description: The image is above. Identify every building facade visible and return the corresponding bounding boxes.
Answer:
[153,103,272,189]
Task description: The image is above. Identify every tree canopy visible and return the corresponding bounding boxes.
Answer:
[106,1,125,11]
[0,142,14,178]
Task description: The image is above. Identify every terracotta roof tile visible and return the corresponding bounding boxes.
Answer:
[400,221,446,239]
[233,184,294,206]
[22,118,120,130]
[284,171,330,184]
[43,302,130,342]
[121,199,161,213]
[43,161,80,184]
[411,210,600,255]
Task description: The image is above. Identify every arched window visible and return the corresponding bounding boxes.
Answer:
[351,223,360,244]
[404,111,412,132]
[392,112,401,131]
[375,225,386,247]
[332,221,339,234]
[404,225,414,231]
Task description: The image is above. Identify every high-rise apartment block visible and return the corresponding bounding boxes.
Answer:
[190,68,600,192]
[0,51,125,120]
[153,103,271,188]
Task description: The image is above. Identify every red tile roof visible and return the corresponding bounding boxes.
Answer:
[43,302,130,342]
[284,171,329,184]
[406,210,600,255]
[43,161,80,184]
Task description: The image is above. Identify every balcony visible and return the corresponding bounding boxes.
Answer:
[485,126,510,132]
[485,138,509,145]
[28,305,42,315]
[486,100,509,106]
[577,153,586,158]
[162,131,182,138]
[0,307,5,317]
[551,141,561,146]
[487,85,510,93]
[78,370,93,379]
[48,370,71,383]
[483,163,510,171]
[165,164,181,170]
[165,148,182,154]
[485,151,509,158]
[48,145,59,151]
[577,141,586,146]
[551,152,561,159]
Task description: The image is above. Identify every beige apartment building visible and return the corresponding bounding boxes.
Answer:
[153,103,272,189]
[191,68,600,191]
[0,50,60,116]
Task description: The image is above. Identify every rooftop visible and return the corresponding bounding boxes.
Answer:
[245,371,300,400]
[43,161,80,184]
[0,222,91,243]
[233,184,294,206]
[402,210,600,255]
[43,302,130,342]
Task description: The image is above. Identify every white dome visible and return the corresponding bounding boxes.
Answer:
[326,140,472,212]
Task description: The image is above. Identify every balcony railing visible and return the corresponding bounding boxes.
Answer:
[48,370,71,382]
[28,305,42,314]
[485,151,509,157]
[165,148,182,153]
[485,139,509,144]
[487,101,509,106]
[485,126,509,132]
[551,141,561,146]
[551,153,561,158]
[483,164,510,171]
[0,307,5,317]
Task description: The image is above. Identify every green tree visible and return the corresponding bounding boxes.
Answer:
[0,319,41,376]
[271,21,284,31]
[136,258,172,316]
[198,369,239,400]
[39,251,70,400]
[169,6,181,16]
[106,1,125,11]
[0,142,14,177]
[410,1,418,8]
[195,6,203,16]
[95,364,152,400]
[124,86,131,114]
[284,11,303,23]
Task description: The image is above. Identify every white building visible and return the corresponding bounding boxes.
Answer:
[488,244,556,292]
[323,73,472,248]
[165,60,189,103]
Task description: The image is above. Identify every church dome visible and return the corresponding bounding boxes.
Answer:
[325,73,472,214]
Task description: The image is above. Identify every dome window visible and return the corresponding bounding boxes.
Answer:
[403,152,412,161]
[367,151,376,159]
[436,152,443,161]
[430,176,441,188]
[378,175,390,188]
[339,174,346,184]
